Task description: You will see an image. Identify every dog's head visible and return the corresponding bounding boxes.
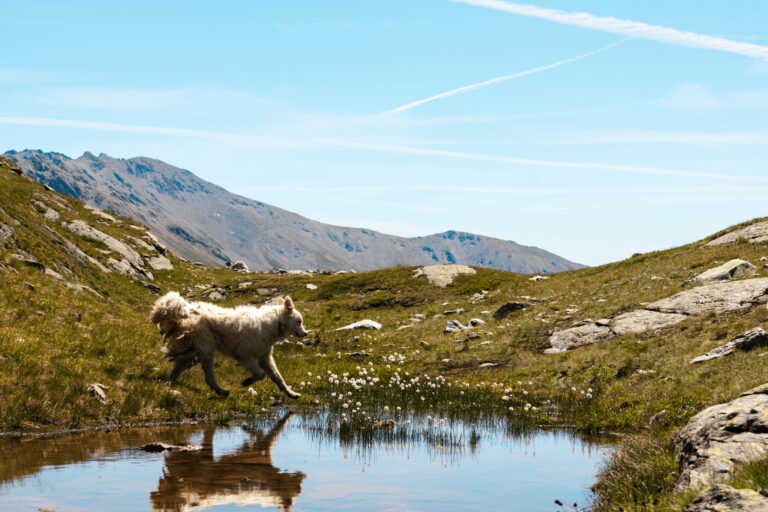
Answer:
[280,296,308,338]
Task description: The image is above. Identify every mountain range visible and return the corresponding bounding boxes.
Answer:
[5,149,584,273]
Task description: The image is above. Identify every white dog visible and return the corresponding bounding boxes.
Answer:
[150,292,308,398]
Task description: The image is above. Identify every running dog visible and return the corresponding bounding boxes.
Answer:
[150,292,307,398]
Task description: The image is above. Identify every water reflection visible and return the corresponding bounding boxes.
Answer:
[0,412,611,512]
[151,412,304,512]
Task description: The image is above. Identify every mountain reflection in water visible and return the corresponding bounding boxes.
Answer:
[151,412,304,512]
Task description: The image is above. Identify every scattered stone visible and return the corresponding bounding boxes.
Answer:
[470,292,486,302]
[684,484,768,512]
[545,324,614,353]
[529,275,549,281]
[238,281,253,289]
[419,341,430,347]
[691,328,768,363]
[107,258,142,279]
[44,268,63,280]
[306,283,318,290]
[650,275,664,281]
[227,260,249,272]
[675,383,768,491]
[408,317,422,323]
[336,319,382,331]
[685,259,757,286]
[87,383,108,404]
[412,264,476,287]
[444,319,468,334]
[479,340,492,345]
[493,302,532,320]
[147,256,173,271]
[30,199,60,222]
[8,165,22,175]
[140,442,203,453]
[478,362,498,368]
[139,281,162,294]
[467,318,485,327]
[84,205,117,222]
[344,351,371,357]
[455,334,481,344]
[0,222,16,242]
[707,221,768,246]
[9,254,44,271]
[65,282,104,298]
[62,238,109,272]
[443,308,465,315]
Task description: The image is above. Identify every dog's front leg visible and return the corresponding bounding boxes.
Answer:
[241,357,266,387]
[200,355,229,397]
[260,352,300,399]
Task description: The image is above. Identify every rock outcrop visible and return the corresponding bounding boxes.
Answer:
[412,264,476,287]
[684,484,768,512]
[675,383,768,491]
[547,278,768,352]
[691,328,768,363]
[707,221,768,246]
[684,259,757,286]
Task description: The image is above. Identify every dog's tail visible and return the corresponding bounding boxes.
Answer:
[151,292,195,361]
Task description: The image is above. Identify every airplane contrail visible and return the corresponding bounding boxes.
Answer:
[388,39,625,114]
[453,0,768,60]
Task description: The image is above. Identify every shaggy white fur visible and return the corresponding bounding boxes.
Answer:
[151,292,308,397]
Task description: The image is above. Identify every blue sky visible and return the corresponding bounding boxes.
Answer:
[2,1,768,265]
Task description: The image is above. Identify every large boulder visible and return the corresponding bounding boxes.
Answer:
[675,384,768,491]
[63,220,144,269]
[647,278,768,316]
[412,264,476,287]
[609,309,688,336]
[685,259,757,286]
[707,221,768,246]
[684,484,768,512]
[691,328,768,363]
[545,323,614,353]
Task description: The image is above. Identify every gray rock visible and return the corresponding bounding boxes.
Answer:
[529,275,549,281]
[707,221,768,246]
[443,308,465,315]
[62,237,109,272]
[493,301,532,320]
[647,278,768,316]
[107,258,142,279]
[467,318,485,327]
[545,324,614,353]
[685,259,757,286]
[691,328,768,363]
[306,283,318,290]
[413,265,476,287]
[610,309,688,336]
[0,222,16,242]
[684,484,768,512]
[63,220,144,269]
[675,383,768,491]
[336,319,382,331]
[87,383,108,404]
[31,199,60,222]
[228,260,249,272]
[147,255,173,271]
[444,319,468,333]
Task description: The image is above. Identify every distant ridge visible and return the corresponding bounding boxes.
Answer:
[5,149,586,273]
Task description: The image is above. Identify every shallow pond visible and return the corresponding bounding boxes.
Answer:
[0,412,610,511]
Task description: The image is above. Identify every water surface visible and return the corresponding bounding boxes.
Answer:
[0,412,610,511]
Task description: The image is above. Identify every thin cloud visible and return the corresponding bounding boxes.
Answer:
[2,115,766,183]
[321,139,768,182]
[453,0,768,60]
[389,39,625,113]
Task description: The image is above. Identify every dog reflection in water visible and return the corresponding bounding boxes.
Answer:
[151,412,304,512]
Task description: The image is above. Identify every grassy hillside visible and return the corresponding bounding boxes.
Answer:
[3,154,768,510]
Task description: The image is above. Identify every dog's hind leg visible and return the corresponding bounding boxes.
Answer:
[241,357,265,387]
[168,350,197,382]
[199,354,230,397]
[260,351,300,399]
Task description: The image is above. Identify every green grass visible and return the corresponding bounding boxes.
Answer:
[4,155,768,509]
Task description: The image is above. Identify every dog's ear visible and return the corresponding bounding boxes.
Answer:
[284,296,294,312]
